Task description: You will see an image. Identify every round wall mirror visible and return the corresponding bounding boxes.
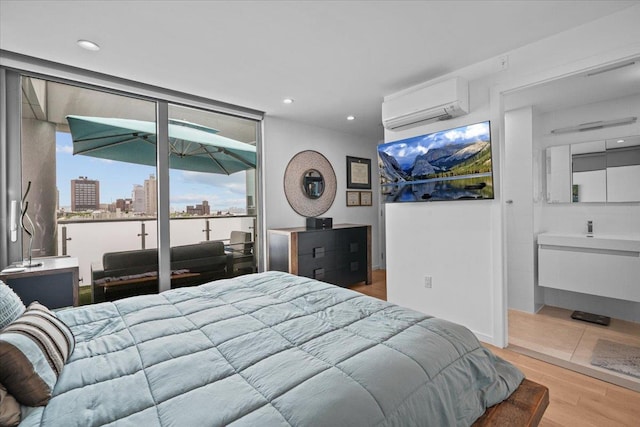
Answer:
[284,150,337,217]
[302,169,324,199]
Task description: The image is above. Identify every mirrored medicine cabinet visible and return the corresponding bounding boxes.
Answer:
[546,135,640,203]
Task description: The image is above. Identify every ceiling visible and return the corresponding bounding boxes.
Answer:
[504,59,640,113]
[1,0,638,142]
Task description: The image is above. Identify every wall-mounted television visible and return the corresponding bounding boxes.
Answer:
[378,120,494,202]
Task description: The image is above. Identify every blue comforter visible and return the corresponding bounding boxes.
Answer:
[20,271,523,426]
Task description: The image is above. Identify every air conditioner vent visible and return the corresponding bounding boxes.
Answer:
[382,77,469,130]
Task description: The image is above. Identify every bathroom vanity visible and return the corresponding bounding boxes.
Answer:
[538,233,640,302]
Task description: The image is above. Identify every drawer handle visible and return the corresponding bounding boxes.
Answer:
[313,247,325,258]
[313,268,325,279]
[350,262,359,272]
[349,243,359,253]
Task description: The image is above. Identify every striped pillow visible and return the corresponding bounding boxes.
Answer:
[0,302,75,406]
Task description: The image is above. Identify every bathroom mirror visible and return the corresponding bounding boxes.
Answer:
[302,169,325,199]
[571,140,607,202]
[546,135,640,203]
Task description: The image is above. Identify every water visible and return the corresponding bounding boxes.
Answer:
[382,173,493,202]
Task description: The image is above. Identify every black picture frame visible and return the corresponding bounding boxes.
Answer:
[346,156,371,189]
[346,191,360,206]
[359,191,372,206]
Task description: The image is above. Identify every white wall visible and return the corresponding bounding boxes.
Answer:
[504,107,542,314]
[384,4,640,346]
[385,81,501,344]
[535,93,640,322]
[262,116,381,269]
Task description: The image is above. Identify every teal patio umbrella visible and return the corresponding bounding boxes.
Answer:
[66,115,256,175]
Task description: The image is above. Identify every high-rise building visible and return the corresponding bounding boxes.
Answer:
[144,174,157,215]
[71,176,100,211]
[131,184,145,213]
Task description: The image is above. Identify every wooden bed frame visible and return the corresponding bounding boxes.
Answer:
[473,379,549,426]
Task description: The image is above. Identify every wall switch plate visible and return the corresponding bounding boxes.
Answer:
[498,55,509,71]
[424,276,432,288]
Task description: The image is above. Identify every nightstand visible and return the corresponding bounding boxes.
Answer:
[0,257,80,309]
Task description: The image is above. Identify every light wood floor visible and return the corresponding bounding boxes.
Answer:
[509,306,640,392]
[349,270,640,427]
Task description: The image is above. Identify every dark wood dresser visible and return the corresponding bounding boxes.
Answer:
[268,224,371,286]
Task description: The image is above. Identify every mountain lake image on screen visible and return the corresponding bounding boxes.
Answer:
[378,121,494,202]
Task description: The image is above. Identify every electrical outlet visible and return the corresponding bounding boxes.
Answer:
[424,276,432,289]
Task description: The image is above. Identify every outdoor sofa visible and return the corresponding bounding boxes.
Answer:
[91,241,229,302]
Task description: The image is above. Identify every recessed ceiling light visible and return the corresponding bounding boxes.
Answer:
[347,115,355,121]
[77,39,100,51]
[283,98,294,104]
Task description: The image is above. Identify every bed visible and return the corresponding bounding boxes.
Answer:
[5,271,543,426]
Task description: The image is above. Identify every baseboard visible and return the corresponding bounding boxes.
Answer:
[474,331,495,346]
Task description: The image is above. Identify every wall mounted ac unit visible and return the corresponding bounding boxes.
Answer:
[382,77,469,130]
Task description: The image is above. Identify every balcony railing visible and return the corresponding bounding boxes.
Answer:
[58,215,256,286]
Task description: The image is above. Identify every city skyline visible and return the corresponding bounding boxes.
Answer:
[56,131,249,212]
[65,177,218,216]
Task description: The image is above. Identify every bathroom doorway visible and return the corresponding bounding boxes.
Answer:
[502,57,640,391]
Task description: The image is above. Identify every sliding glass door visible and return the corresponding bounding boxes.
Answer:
[20,76,159,301]
[1,63,262,302]
[167,104,258,287]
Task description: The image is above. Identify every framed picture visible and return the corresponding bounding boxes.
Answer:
[359,191,372,206]
[346,156,371,189]
[346,191,360,206]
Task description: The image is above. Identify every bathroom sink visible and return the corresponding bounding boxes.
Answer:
[537,233,640,252]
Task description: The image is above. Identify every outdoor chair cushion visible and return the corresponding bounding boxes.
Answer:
[102,248,159,277]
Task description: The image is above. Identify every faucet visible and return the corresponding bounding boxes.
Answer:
[587,220,593,236]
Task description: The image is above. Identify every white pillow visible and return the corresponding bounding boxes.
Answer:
[0,281,25,330]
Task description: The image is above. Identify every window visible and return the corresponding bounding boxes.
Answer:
[3,65,262,303]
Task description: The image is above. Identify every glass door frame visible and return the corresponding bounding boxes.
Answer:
[1,51,264,291]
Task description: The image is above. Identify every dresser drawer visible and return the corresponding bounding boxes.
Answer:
[336,251,367,270]
[298,264,337,283]
[297,230,336,256]
[298,252,336,273]
[335,261,367,286]
[335,227,366,255]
